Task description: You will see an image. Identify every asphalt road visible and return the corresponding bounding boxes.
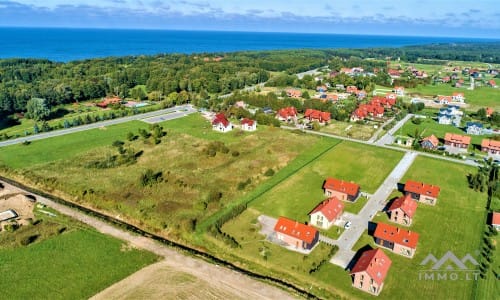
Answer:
[0,105,197,148]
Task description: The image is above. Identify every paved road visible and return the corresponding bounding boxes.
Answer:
[367,117,394,143]
[0,179,296,300]
[328,151,418,268]
[296,66,328,79]
[0,105,197,147]
[374,114,414,146]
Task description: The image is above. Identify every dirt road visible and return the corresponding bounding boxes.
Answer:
[0,180,297,300]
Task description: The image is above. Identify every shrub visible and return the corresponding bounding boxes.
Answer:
[19,234,40,246]
[231,150,240,157]
[264,168,275,177]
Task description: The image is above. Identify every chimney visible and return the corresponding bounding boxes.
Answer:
[396,227,400,233]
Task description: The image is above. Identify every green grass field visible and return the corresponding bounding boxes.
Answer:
[399,117,494,146]
[321,121,380,141]
[0,121,149,169]
[407,85,500,109]
[249,141,403,222]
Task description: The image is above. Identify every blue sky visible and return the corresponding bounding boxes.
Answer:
[1,0,499,38]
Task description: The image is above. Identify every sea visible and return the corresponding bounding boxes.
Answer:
[0,27,497,62]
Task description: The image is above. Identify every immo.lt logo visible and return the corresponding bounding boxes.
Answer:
[419,251,480,281]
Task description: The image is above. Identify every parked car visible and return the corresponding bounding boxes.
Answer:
[344,221,352,229]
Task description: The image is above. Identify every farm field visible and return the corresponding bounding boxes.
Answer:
[0,227,157,300]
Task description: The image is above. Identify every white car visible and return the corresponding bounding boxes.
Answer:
[344,221,352,229]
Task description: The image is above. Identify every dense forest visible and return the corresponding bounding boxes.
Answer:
[1,43,499,117]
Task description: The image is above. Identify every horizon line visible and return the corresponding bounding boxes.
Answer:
[1,25,499,41]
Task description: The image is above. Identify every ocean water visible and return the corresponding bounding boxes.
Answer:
[0,27,495,62]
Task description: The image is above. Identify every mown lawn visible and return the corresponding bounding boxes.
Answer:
[249,141,403,222]
[321,121,379,141]
[0,120,149,169]
[0,230,158,300]
[400,117,494,146]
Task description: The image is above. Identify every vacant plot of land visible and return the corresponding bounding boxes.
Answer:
[92,261,247,300]
[321,122,380,141]
[407,85,500,109]
[0,121,149,169]
[0,230,158,299]
[0,113,327,238]
[250,141,403,222]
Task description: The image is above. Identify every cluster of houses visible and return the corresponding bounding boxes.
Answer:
[420,131,500,157]
[437,92,465,104]
[274,177,360,251]
[211,113,256,132]
[350,94,397,122]
[351,180,440,295]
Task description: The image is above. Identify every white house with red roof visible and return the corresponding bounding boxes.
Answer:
[276,106,298,122]
[212,113,233,132]
[452,92,465,102]
[388,194,418,226]
[492,212,500,231]
[304,109,331,124]
[309,197,344,230]
[481,139,500,155]
[274,216,319,250]
[240,118,256,131]
[350,248,392,296]
[385,93,397,101]
[374,223,420,258]
[393,86,405,96]
[346,85,358,94]
[286,89,302,98]
[323,178,360,202]
[404,180,440,206]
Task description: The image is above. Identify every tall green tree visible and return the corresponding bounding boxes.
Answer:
[25,98,50,122]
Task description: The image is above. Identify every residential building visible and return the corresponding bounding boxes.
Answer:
[452,92,465,102]
[438,95,452,105]
[488,79,497,88]
[350,249,392,296]
[385,93,397,100]
[481,139,500,155]
[304,109,331,124]
[323,178,360,202]
[393,86,405,96]
[316,85,328,93]
[465,122,483,135]
[404,180,441,205]
[346,86,358,94]
[388,69,402,78]
[492,212,500,231]
[97,96,122,108]
[274,217,319,250]
[240,118,257,131]
[212,113,232,132]
[420,134,439,149]
[355,90,367,99]
[388,194,418,226]
[486,107,494,117]
[276,106,298,122]
[444,133,471,149]
[309,197,344,230]
[374,223,420,258]
[438,105,462,126]
[286,89,302,98]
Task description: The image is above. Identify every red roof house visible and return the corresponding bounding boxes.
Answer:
[97,96,122,108]
[286,89,302,98]
[309,197,344,230]
[385,93,397,100]
[212,113,232,132]
[240,118,257,131]
[276,106,298,122]
[488,79,497,88]
[393,86,405,96]
[274,217,319,250]
[304,109,331,124]
[452,92,465,102]
[346,85,358,94]
[420,134,439,149]
[486,107,494,117]
[481,139,500,155]
[444,133,471,149]
[323,178,360,202]
[350,248,392,295]
[374,223,420,258]
[404,180,440,205]
[388,194,418,226]
[492,212,500,231]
